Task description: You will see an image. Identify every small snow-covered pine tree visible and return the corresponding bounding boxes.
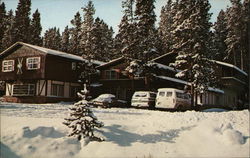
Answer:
[63,84,104,142]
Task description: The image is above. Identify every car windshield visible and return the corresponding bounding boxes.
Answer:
[134,93,147,97]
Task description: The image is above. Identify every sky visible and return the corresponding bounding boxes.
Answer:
[2,0,231,35]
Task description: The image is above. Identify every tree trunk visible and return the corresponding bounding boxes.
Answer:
[191,84,194,108]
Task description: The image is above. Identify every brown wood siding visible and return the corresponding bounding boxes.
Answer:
[0,45,45,81]
[45,54,81,82]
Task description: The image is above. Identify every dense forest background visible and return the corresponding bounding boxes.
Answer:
[0,0,249,74]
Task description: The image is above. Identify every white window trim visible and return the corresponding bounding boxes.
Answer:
[2,60,15,72]
[26,57,41,70]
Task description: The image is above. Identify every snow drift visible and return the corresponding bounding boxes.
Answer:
[0,103,249,158]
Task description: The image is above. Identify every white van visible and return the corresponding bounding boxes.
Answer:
[156,88,191,109]
[131,91,156,109]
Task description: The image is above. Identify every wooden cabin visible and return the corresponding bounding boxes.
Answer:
[97,57,191,103]
[0,42,104,103]
[153,53,249,109]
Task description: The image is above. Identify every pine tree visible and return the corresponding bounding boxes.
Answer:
[63,84,104,142]
[242,0,249,74]
[134,0,158,61]
[70,12,82,55]
[224,0,244,68]
[115,0,137,59]
[80,0,95,58]
[0,2,6,51]
[30,9,42,46]
[43,27,61,50]
[213,10,228,61]
[61,25,70,53]
[1,10,14,50]
[158,0,175,55]
[171,0,216,106]
[12,0,31,43]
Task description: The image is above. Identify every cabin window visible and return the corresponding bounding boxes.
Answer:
[26,57,40,70]
[72,62,76,70]
[2,60,14,72]
[105,70,117,79]
[51,84,64,97]
[12,84,35,96]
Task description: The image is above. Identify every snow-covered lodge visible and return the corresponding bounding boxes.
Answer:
[0,42,104,103]
[0,42,248,109]
[97,53,248,109]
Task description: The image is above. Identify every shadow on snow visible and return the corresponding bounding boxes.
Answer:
[102,124,195,147]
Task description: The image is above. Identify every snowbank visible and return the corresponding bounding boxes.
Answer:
[0,103,249,158]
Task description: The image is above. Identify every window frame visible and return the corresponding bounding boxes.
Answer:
[26,57,41,70]
[12,84,35,96]
[2,60,15,72]
[51,84,64,97]
[104,70,118,80]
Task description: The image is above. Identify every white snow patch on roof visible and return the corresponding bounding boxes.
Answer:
[155,75,190,85]
[214,60,248,76]
[208,87,224,94]
[149,62,180,72]
[22,42,105,65]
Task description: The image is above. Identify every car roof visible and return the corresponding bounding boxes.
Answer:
[134,91,156,94]
[98,94,115,98]
[158,88,185,93]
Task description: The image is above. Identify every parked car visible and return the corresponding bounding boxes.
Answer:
[91,94,127,108]
[155,88,191,110]
[131,91,156,109]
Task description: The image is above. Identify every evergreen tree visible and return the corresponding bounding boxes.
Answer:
[224,0,244,68]
[158,0,180,56]
[80,0,95,58]
[213,10,228,61]
[43,27,61,50]
[63,84,104,142]
[70,12,82,55]
[12,0,31,43]
[242,0,249,74]
[61,25,70,53]
[30,9,42,46]
[1,10,14,50]
[171,0,216,106]
[122,0,135,23]
[115,0,137,59]
[134,0,158,60]
[158,0,175,55]
[0,2,6,50]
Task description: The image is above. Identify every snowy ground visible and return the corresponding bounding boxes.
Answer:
[0,102,249,158]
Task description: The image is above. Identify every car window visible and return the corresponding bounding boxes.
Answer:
[176,92,183,99]
[134,93,147,97]
[159,91,165,97]
[183,94,189,99]
[166,92,172,97]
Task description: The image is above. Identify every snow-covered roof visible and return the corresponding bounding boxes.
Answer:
[155,75,190,85]
[214,60,248,76]
[97,56,125,68]
[151,52,174,62]
[149,62,180,72]
[208,87,224,94]
[156,75,224,94]
[0,42,105,66]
